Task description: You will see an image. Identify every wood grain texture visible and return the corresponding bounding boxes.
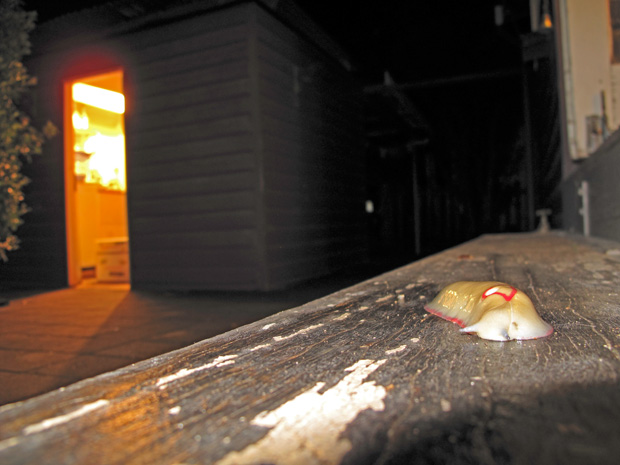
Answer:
[1,232,619,464]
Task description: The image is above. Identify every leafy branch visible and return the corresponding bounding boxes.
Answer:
[0,0,57,261]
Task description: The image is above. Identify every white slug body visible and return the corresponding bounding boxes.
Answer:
[424,281,553,341]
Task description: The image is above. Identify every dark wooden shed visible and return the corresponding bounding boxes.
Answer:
[2,0,366,291]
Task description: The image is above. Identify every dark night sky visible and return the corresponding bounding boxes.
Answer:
[25,0,529,84]
[297,1,527,82]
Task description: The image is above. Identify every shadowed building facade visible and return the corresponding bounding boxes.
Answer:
[4,0,366,291]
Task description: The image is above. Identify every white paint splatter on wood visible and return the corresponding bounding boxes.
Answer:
[346,291,367,297]
[156,355,237,389]
[386,345,407,355]
[250,344,271,352]
[262,323,276,330]
[23,399,110,435]
[0,437,19,452]
[215,359,387,465]
[273,324,324,342]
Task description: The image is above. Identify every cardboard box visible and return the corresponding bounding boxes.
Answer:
[96,237,129,283]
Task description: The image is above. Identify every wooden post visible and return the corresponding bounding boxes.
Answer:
[522,61,537,231]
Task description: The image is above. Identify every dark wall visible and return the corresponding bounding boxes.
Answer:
[253,6,366,289]
[0,108,67,289]
[126,5,262,290]
[562,129,620,240]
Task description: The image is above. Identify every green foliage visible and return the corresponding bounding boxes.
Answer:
[0,0,55,261]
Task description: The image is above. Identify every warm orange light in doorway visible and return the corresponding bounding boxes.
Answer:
[65,69,130,286]
[71,81,126,192]
[72,83,125,114]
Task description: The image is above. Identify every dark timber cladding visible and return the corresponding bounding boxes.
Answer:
[127,6,258,290]
[0,131,67,289]
[0,42,71,289]
[128,2,365,291]
[3,1,365,291]
[254,8,365,289]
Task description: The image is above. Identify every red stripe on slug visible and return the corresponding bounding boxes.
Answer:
[481,286,517,302]
[424,305,466,328]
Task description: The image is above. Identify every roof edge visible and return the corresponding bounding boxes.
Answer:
[30,0,351,67]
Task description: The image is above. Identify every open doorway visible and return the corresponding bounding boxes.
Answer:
[64,70,130,286]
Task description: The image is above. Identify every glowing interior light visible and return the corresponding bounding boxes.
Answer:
[72,83,125,114]
[81,133,126,190]
[72,111,89,130]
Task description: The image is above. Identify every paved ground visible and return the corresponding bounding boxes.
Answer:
[0,274,364,406]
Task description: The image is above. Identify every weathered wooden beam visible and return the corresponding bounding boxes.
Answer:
[1,232,620,464]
